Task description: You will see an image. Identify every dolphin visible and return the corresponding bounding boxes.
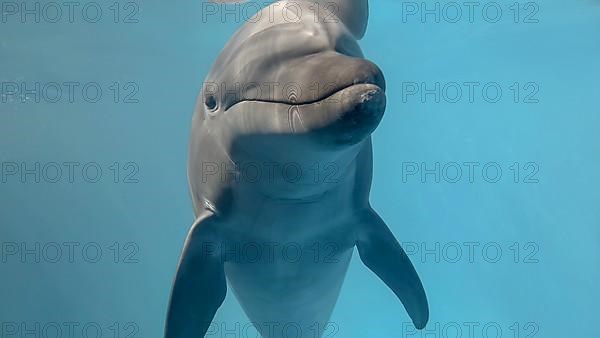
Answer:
[165,0,429,337]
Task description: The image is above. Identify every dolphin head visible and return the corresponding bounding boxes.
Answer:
[190,0,385,200]
[196,0,386,154]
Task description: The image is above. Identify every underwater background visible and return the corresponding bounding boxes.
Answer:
[1,0,599,337]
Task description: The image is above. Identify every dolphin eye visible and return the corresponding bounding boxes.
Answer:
[205,95,218,111]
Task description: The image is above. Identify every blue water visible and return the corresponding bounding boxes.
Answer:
[1,0,599,337]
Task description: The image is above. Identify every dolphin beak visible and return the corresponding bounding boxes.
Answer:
[285,53,387,146]
[291,77,386,147]
[216,51,386,147]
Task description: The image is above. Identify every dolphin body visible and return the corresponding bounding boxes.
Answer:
[165,0,429,337]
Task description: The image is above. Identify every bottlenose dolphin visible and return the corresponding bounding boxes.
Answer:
[165,0,429,336]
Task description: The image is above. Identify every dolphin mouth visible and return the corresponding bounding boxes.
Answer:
[225,79,385,112]
[226,82,386,146]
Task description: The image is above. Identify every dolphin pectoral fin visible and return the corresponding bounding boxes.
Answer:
[165,211,226,338]
[356,209,429,329]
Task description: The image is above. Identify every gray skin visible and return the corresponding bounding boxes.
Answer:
[165,0,428,337]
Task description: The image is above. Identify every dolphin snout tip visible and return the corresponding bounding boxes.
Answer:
[360,88,382,103]
[326,84,386,146]
[357,85,386,112]
[346,84,386,124]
